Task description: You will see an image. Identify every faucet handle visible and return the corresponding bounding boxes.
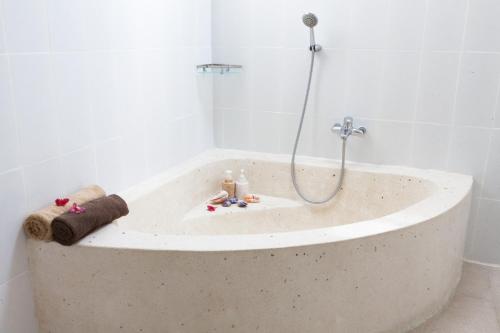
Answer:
[352,126,367,135]
[331,117,367,138]
[331,123,342,132]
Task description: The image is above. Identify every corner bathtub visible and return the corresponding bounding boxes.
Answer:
[28,149,472,333]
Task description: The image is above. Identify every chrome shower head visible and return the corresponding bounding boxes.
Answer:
[302,13,321,52]
[302,13,318,28]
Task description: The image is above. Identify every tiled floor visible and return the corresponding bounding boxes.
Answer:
[412,262,500,332]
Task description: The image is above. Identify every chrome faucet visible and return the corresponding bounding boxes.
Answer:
[331,117,367,140]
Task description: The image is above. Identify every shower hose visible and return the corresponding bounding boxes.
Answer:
[291,51,347,204]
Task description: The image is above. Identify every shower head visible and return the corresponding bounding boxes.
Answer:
[302,13,321,52]
[302,13,318,28]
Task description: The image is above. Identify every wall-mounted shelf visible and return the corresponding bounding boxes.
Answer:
[196,64,243,75]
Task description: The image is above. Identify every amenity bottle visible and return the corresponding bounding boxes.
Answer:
[235,169,249,199]
[222,170,236,198]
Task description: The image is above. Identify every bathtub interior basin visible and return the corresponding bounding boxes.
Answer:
[118,150,451,237]
[27,149,473,333]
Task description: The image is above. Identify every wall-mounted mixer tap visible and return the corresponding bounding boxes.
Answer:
[331,117,367,140]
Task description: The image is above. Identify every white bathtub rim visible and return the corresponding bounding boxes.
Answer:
[73,149,472,252]
[118,149,467,202]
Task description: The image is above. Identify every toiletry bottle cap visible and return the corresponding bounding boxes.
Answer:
[239,169,248,182]
[224,170,233,181]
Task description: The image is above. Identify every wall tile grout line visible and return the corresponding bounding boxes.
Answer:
[0,0,31,287]
[479,197,500,203]
[468,11,500,258]
[445,0,471,170]
[212,108,500,130]
[476,47,500,195]
[0,270,29,289]
[442,0,483,260]
[408,0,431,167]
[209,46,500,55]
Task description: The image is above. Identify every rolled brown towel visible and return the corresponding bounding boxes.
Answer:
[23,185,106,241]
[51,194,129,246]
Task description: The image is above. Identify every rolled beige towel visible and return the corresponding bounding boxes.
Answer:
[23,185,106,241]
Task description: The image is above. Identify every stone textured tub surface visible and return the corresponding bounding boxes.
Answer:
[28,149,473,333]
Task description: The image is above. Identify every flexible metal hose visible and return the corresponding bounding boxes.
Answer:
[291,51,347,204]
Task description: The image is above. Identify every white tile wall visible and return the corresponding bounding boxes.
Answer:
[0,273,38,333]
[497,105,500,128]
[2,0,49,52]
[309,50,347,119]
[0,170,28,284]
[211,0,252,48]
[59,147,97,195]
[465,0,500,52]
[0,0,213,331]
[0,4,4,52]
[483,130,500,200]
[0,55,19,172]
[83,0,114,50]
[447,126,491,184]
[251,0,285,48]
[10,54,60,165]
[95,138,125,193]
[51,53,93,154]
[252,111,281,154]
[345,50,384,119]
[411,123,451,170]
[377,52,420,121]
[87,52,120,142]
[23,158,64,212]
[47,0,88,51]
[251,48,283,112]
[455,53,500,127]
[212,47,252,110]
[212,0,500,265]
[424,0,467,51]
[469,199,500,264]
[385,0,426,51]
[416,52,460,124]
[349,0,389,50]
[221,108,251,150]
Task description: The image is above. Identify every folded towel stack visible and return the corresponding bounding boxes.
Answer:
[52,194,129,246]
[23,185,106,241]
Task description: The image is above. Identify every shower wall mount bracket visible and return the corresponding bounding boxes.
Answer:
[196,64,243,75]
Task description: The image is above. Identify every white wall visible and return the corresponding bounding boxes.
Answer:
[212,0,500,264]
[0,0,212,331]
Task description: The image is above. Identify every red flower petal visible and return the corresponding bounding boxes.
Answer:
[207,205,216,212]
[55,198,70,206]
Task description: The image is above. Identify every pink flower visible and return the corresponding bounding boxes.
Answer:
[69,203,86,214]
